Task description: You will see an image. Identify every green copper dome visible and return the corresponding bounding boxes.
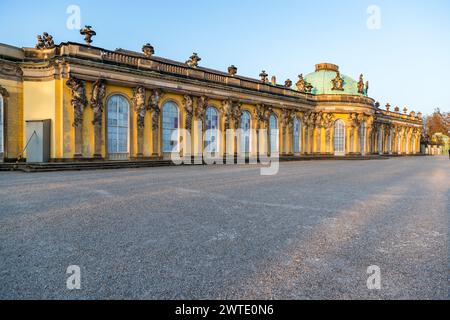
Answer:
[303,63,367,96]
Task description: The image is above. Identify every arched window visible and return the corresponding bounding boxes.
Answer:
[360,121,365,155]
[205,107,219,153]
[293,117,301,154]
[107,95,129,159]
[269,114,279,154]
[162,101,179,153]
[0,94,3,156]
[334,119,345,156]
[240,110,251,154]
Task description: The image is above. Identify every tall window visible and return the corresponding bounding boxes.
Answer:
[0,94,3,155]
[293,117,301,154]
[269,114,279,154]
[334,119,345,155]
[360,121,365,155]
[240,111,251,154]
[162,101,179,153]
[205,107,219,153]
[378,128,383,153]
[107,95,129,157]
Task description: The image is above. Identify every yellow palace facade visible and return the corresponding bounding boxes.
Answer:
[0,33,423,162]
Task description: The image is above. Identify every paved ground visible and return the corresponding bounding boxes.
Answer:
[0,157,448,300]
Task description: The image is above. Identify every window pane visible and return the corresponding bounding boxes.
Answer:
[205,107,219,152]
[240,111,251,153]
[162,102,179,153]
[107,95,129,155]
[270,114,278,153]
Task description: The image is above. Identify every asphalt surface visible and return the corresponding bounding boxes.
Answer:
[0,157,448,300]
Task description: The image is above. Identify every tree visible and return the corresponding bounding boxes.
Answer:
[425,109,449,139]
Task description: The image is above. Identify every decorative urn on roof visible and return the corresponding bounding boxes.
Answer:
[80,26,96,46]
[259,70,268,82]
[285,79,292,88]
[228,65,237,76]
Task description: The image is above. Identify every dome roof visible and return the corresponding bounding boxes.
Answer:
[303,63,367,96]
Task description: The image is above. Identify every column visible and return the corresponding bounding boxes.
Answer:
[315,126,322,154]
[152,109,160,157]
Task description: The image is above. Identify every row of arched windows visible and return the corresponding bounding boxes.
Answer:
[104,94,361,158]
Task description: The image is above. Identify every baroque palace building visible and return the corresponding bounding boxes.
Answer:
[0,30,423,162]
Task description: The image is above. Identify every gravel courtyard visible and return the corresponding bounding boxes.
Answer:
[0,157,448,300]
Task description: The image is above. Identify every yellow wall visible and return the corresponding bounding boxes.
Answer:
[23,80,57,158]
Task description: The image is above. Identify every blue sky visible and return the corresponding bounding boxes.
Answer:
[1,0,449,115]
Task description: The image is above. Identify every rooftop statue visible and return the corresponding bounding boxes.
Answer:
[35,32,55,49]
[186,53,201,68]
[331,72,344,91]
[357,74,365,94]
[296,74,313,93]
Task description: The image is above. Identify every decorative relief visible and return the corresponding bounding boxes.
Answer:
[331,72,344,91]
[288,111,297,130]
[263,106,273,128]
[222,99,233,130]
[349,113,361,128]
[322,113,335,140]
[255,104,265,129]
[66,77,87,128]
[322,113,334,130]
[90,79,106,126]
[186,53,201,68]
[303,111,316,128]
[133,86,146,129]
[148,89,163,130]
[80,26,96,46]
[36,32,55,49]
[281,109,290,128]
[183,95,194,132]
[232,102,242,129]
[196,96,209,121]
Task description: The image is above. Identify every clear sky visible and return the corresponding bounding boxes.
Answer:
[1,0,449,115]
